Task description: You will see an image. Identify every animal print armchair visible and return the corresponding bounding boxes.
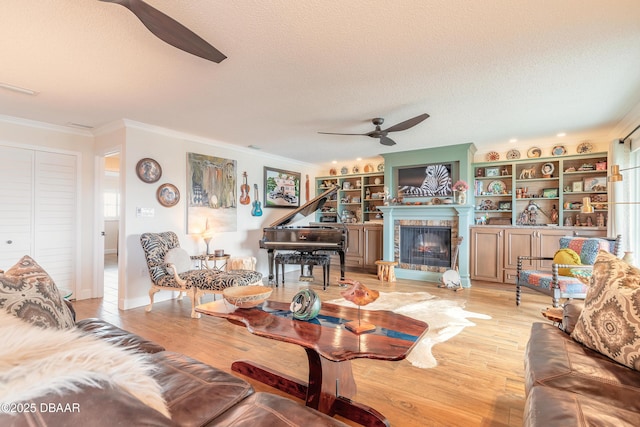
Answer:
[140,232,263,318]
[515,235,621,308]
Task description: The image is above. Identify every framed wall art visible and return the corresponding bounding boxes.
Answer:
[542,188,559,198]
[187,153,237,233]
[583,176,607,192]
[572,181,583,192]
[264,167,301,208]
[136,158,162,183]
[396,161,458,197]
[485,167,500,177]
[156,183,180,207]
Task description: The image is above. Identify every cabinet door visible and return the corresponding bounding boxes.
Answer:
[504,228,536,270]
[0,146,33,268]
[470,228,503,282]
[363,225,383,268]
[345,225,364,267]
[537,229,567,269]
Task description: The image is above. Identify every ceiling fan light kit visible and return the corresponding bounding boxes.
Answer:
[318,113,430,146]
[100,0,227,63]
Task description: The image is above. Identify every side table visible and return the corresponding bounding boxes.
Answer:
[191,254,230,272]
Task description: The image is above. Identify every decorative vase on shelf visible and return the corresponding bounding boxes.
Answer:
[453,190,466,204]
[622,251,635,266]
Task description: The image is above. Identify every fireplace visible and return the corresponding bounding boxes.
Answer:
[393,218,458,273]
[399,225,452,268]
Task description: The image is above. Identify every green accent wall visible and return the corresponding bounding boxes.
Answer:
[382,143,477,197]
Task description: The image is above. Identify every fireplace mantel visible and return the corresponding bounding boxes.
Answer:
[378,205,474,287]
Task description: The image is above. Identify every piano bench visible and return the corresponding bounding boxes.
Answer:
[274,252,331,290]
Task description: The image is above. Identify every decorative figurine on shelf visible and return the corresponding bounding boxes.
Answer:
[587,216,593,227]
[338,279,380,334]
[597,212,605,227]
[575,213,581,226]
[564,216,573,226]
[550,204,559,224]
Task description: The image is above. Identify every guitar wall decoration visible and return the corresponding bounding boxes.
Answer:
[251,184,263,216]
[240,171,250,205]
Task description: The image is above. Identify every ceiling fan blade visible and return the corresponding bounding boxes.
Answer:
[318,131,368,136]
[379,135,396,146]
[384,113,430,133]
[100,0,227,63]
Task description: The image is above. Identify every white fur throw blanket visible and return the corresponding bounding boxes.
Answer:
[0,311,169,418]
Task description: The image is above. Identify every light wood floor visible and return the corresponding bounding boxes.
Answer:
[73,269,553,427]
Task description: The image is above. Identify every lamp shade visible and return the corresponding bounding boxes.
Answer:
[608,164,623,182]
[581,197,594,214]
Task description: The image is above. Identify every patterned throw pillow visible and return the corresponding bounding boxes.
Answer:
[571,251,640,370]
[0,255,75,329]
[553,248,581,276]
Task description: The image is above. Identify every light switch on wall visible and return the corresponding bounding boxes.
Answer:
[136,207,155,217]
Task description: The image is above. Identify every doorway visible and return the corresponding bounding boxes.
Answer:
[102,152,120,309]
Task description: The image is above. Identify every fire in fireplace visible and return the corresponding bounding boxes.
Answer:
[400,225,452,268]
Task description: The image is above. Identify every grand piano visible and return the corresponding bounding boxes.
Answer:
[259,186,347,284]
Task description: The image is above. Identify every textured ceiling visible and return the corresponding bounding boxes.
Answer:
[1,0,640,165]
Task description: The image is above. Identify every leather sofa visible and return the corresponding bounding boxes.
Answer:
[1,318,349,427]
[523,302,640,426]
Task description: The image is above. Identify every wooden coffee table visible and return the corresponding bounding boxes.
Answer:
[196,299,428,427]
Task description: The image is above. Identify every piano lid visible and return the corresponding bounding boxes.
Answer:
[268,185,338,227]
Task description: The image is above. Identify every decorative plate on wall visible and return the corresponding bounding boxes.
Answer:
[552,145,567,156]
[157,183,180,207]
[136,158,162,183]
[485,151,500,161]
[506,149,521,160]
[577,142,594,154]
[341,166,349,175]
[377,163,384,172]
[527,147,542,158]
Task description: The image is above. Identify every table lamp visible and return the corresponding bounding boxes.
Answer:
[202,221,214,254]
[581,197,640,214]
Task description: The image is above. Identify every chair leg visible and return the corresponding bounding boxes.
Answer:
[516,283,521,306]
[190,287,201,319]
[146,287,161,312]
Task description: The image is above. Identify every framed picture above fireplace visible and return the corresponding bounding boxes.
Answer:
[396,161,458,197]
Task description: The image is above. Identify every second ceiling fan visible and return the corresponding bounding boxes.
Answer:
[318,113,430,146]
[99,0,226,63]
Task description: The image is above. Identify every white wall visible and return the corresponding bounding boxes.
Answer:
[118,122,320,309]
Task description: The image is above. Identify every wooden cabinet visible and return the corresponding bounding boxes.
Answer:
[470,227,503,282]
[364,224,383,268]
[330,223,383,273]
[471,226,607,283]
[316,172,385,223]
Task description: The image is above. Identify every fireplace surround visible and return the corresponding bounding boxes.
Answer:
[380,143,476,287]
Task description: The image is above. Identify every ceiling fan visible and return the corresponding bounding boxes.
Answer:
[318,113,430,146]
[99,0,227,63]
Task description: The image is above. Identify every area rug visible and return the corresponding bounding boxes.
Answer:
[327,291,491,369]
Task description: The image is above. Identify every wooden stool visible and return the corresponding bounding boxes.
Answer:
[375,260,398,282]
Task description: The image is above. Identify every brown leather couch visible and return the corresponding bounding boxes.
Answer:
[523,302,640,426]
[1,318,348,427]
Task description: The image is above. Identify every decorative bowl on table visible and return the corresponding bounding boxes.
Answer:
[223,286,272,308]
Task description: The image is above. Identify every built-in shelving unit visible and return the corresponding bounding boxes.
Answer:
[315,172,385,223]
[472,152,608,229]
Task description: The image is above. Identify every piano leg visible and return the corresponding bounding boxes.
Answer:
[267,249,276,285]
[338,250,346,281]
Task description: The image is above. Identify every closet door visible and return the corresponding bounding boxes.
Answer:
[33,151,77,289]
[0,146,33,269]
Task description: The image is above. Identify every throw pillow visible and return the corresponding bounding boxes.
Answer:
[553,248,581,276]
[0,255,75,329]
[571,250,640,370]
[164,248,192,274]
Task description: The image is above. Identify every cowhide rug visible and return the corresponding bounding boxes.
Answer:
[0,311,169,417]
[328,291,491,369]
